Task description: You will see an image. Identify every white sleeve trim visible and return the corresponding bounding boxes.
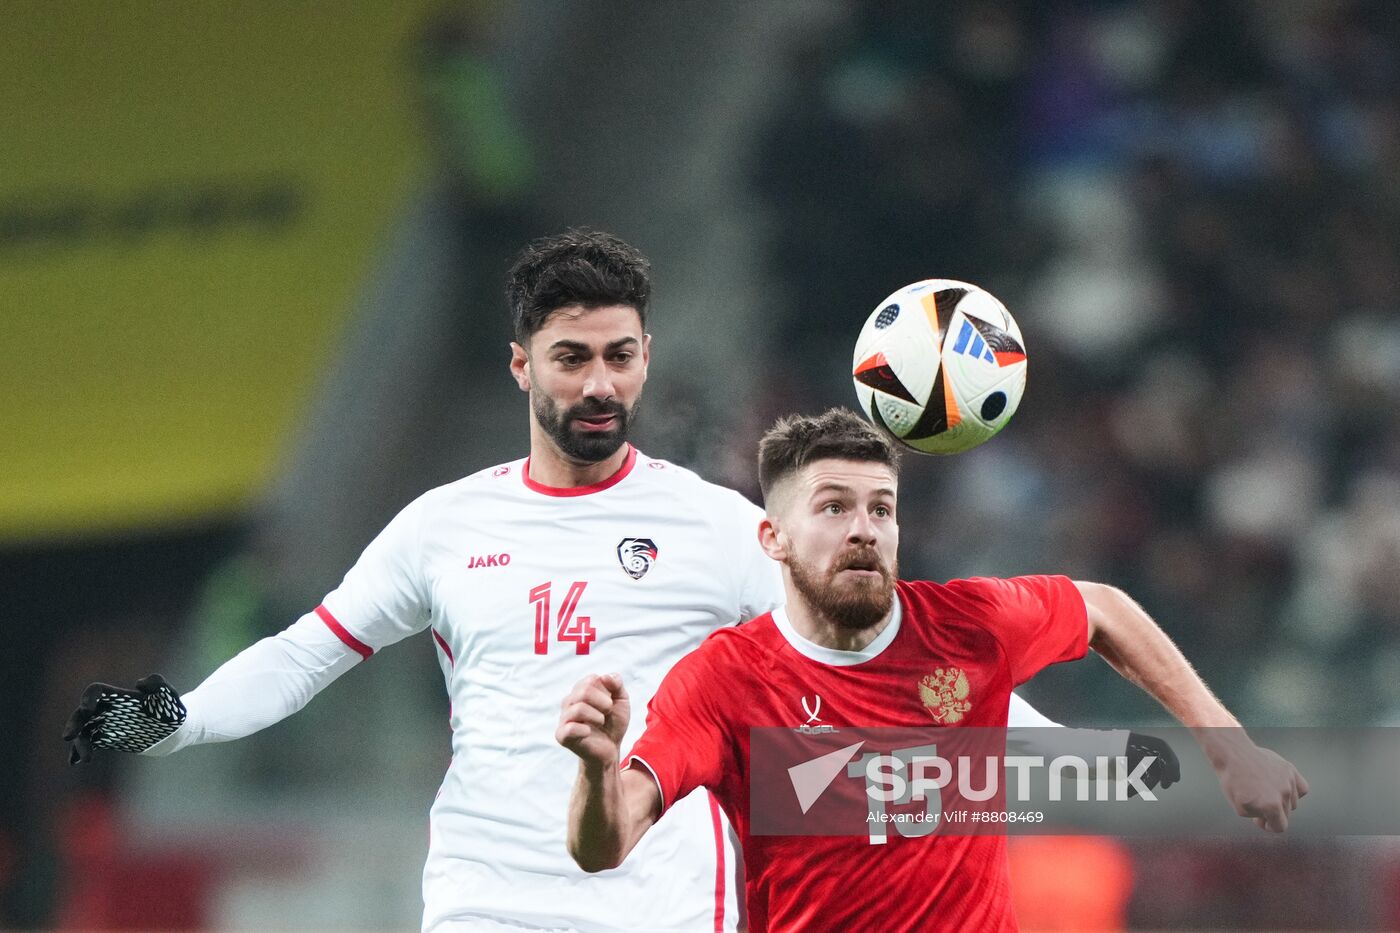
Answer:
[624,754,668,813]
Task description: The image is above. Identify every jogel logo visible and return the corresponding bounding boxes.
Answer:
[617,538,658,580]
[918,667,972,724]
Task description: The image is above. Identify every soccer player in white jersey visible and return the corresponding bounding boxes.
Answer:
[64,230,1155,932]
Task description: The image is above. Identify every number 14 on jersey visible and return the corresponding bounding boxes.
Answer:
[530,581,598,655]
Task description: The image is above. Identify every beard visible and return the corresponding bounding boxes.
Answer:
[788,545,898,631]
[532,392,638,463]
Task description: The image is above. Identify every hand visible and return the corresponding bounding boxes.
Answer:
[556,673,630,769]
[62,674,187,765]
[1212,740,1308,832]
[1125,731,1180,797]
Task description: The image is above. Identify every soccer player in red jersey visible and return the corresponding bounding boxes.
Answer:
[557,408,1308,932]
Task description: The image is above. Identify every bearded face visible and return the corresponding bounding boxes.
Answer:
[532,391,637,463]
[510,304,649,466]
[761,457,901,636]
[787,542,897,631]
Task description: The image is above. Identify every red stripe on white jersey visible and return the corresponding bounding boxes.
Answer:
[709,792,726,932]
[315,604,373,660]
[432,628,455,665]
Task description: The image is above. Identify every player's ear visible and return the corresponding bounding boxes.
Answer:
[641,333,651,376]
[758,516,787,561]
[509,342,531,392]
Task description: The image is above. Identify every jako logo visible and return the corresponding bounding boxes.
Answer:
[467,553,511,569]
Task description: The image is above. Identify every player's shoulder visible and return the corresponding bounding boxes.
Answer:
[456,456,532,488]
[898,576,1000,603]
[901,573,1060,594]
[415,457,530,503]
[898,575,1079,620]
[376,458,529,534]
[632,451,764,517]
[898,575,1003,603]
[630,451,715,491]
[697,612,785,663]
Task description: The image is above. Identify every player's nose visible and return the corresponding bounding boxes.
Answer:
[580,358,616,400]
[846,511,877,544]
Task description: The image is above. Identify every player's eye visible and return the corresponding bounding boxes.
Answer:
[823,502,843,515]
[873,505,892,518]
[556,355,582,367]
[610,352,634,365]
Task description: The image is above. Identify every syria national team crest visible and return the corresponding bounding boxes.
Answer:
[616,538,658,580]
[918,668,972,724]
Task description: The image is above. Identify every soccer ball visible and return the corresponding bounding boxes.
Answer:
[852,280,1027,455]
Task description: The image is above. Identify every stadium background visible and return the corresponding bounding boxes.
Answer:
[3,1,1399,929]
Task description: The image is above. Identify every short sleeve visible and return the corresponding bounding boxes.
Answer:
[622,645,732,813]
[962,575,1088,685]
[317,493,434,655]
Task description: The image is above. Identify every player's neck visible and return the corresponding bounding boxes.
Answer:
[525,429,633,490]
[783,597,894,653]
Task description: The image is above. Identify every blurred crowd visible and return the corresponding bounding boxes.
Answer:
[748,0,1400,727]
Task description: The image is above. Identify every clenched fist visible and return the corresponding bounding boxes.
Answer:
[1214,740,1309,832]
[556,673,631,768]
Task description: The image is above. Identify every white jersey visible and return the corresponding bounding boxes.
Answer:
[318,446,778,932]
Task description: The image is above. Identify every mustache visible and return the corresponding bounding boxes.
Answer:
[835,547,888,575]
[567,398,628,420]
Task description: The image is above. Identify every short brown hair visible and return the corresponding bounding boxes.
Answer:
[757,408,901,504]
[506,228,651,344]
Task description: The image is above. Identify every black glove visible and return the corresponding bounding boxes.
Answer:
[62,674,187,765]
[1124,730,1180,797]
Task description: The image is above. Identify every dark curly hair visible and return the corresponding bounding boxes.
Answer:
[758,408,901,504]
[506,228,652,344]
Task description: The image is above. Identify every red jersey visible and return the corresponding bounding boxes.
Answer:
[624,576,1088,932]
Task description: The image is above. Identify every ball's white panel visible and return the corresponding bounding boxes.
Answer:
[959,368,1029,437]
[873,392,924,438]
[853,279,1025,455]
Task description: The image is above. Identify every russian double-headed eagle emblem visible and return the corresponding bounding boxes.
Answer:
[918,667,972,724]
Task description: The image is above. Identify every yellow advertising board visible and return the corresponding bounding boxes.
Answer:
[0,2,439,541]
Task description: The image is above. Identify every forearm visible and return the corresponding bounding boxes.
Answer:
[568,759,628,871]
[566,762,657,872]
[1079,583,1242,759]
[145,611,361,756]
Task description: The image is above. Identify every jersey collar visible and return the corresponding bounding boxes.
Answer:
[521,444,638,497]
[771,594,902,667]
